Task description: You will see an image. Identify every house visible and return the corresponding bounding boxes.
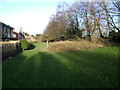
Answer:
[19,32,25,39]
[0,22,14,41]
[13,30,27,40]
[13,30,20,40]
[25,35,35,42]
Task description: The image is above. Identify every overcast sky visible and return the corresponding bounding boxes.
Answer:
[0,0,74,35]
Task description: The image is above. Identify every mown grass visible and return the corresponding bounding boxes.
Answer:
[2,43,119,88]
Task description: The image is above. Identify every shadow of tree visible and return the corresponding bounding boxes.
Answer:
[28,44,35,50]
[55,50,118,88]
[2,48,119,88]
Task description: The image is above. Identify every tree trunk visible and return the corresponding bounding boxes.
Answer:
[88,35,91,41]
[103,2,110,36]
[97,23,104,38]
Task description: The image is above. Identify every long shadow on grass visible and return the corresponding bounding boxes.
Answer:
[3,52,79,88]
[2,53,28,88]
[55,50,119,88]
[2,50,119,88]
[24,52,102,88]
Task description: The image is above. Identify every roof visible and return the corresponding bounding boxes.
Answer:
[0,22,14,29]
[13,30,19,34]
[19,32,25,37]
[25,36,33,39]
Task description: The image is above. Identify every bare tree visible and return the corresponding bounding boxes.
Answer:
[98,1,120,32]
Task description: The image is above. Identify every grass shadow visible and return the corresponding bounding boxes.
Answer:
[55,48,118,88]
[2,46,119,88]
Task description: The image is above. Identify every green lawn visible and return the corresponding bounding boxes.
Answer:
[2,43,119,88]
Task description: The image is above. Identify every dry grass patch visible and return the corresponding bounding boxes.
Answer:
[43,40,104,52]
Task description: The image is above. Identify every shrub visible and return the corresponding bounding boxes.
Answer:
[34,40,37,43]
[20,39,29,51]
[28,41,35,49]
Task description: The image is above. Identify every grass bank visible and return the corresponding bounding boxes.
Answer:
[43,41,104,52]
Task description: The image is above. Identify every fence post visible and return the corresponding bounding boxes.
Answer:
[47,41,48,47]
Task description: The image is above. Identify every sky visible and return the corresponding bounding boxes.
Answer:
[0,0,118,36]
[0,0,74,36]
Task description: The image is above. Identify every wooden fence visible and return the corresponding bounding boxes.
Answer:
[2,43,21,60]
[0,44,2,61]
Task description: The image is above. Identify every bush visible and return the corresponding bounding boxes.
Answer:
[28,41,35,49]
[109,31,120,44]
[34,40,37,43]
[20,39,29,51]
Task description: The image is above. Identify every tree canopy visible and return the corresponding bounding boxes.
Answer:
[42,1,120,42]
